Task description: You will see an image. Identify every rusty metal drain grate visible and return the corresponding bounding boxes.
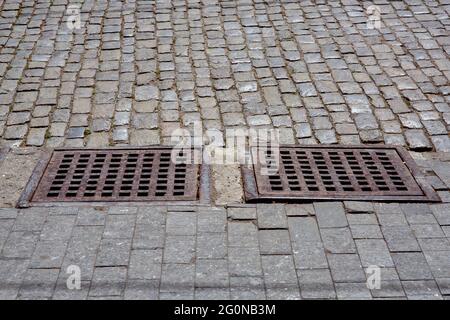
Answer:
[242,145,440,202]
[22,147,202,205]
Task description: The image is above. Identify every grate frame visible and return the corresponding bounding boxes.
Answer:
[18,147,210,207]
[242,145,440,202]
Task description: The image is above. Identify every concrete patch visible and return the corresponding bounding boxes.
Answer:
[212,164,243,205]
[0,148,44,207]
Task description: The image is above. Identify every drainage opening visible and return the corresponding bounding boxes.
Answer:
[27,147,200,203]
[242,145,440,202]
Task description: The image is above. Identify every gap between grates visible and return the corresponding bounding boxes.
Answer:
[19,147,207,206]
[242,145,440,202]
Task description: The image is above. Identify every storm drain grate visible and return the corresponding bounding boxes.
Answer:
[28,148,200,203]
[242,145,440,202]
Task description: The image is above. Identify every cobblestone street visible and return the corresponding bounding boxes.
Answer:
[0,0,449,150]
[1,0,450,301]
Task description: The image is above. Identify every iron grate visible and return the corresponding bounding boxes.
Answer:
[243,145,440,202]
[30,148,199,202]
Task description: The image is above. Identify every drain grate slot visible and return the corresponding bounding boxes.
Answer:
[30,148,199,202]
[243,145,440,202]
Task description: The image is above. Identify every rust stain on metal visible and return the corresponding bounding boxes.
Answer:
[243,145,440,202]
[30,148,199,202]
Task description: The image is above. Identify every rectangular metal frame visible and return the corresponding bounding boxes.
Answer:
[18,147,210,208]
[242,145,440,203]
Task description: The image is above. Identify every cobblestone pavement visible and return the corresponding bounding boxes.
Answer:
[1,0,450,301]
[0,0,449,150]
[0,148,449,300]
[1,201,450,300]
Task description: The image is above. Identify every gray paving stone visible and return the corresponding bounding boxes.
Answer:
[230,277,266,300]
[89,267,127,297]
[335,282,372,300]
[96,238,132,267]
[285,204,315,216]
[327,254,366,283]
[297,269,336,299]
[257,204,287,229]
[53,279,90,300]
[431,204,450,225]
[382,226,421,252]
[166,211,196,236]
[163,236,195,264]
[392,252,434,281]
[228,221,258,248]
[197,233,226,259]
[128,249,162,280]
[0,258,29,300]
[1,231,39,258]
[124,279,159,300]
[18,268,59,299]
[197,207,226,233]
[350,224,384,239]
[195,259,229,288]
[402,280,442,300]
[40,215,76,241]
[314,202,348,228]
[13,209,47,232]
[30,240,67,269]
[356,239,394,268]
[228,247,262,277]
[76,207,106,226]
[423,250,450,278]
[103,214,136,239]
[228,207,257,220]
[262,255,301,300]
[258,229,291,255]
[320,227,356,254]
[160,263,195,293]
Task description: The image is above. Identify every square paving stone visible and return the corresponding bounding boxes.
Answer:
[96,238,132,267]
[258,229,292,255]
[382,226,421,252]
[257,204,287,229]
[320,227,356,254]
[89,267,127,297]
[356,239,394,268]
[0,259,29,300]
[18,268,60,299]
[197,233,227,259]
[392,252,434,280]
[335,282,372,300]
[297,269,336,299]
[423,250,450,278]
[195,259,229,288]
[402,280,442,300]
[103,215,136,239]
[1,231,39,258]
[291,240,329,270]
[314,202,348,228]
[124,279,159,300]
[30,240,68,268]
[327,254,366,283]
[228,246,263,277]
[128,249,162,280]
[230,277,266,300]
[160,263,195,293]
[166,211,196,236]
[163,236,195,264]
